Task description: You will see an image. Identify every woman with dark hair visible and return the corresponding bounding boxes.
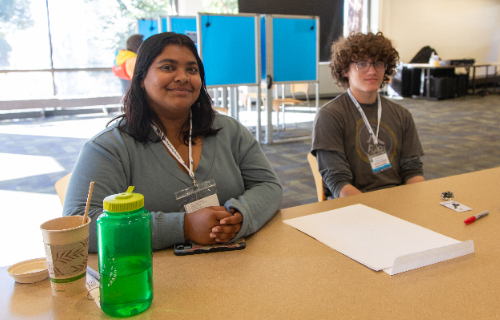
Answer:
[63,32,283,253]
[311,32,424,199]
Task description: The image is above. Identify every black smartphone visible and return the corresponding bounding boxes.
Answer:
[174,238,246,256]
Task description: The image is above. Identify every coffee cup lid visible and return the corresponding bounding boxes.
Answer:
[7,258,49,284]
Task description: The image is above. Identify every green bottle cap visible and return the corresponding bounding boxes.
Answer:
[103,186,144,213]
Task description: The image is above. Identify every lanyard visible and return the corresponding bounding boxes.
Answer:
[347,88,382,146]
[151,111,197,187]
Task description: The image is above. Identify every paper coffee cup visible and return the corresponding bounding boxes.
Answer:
[40,216,90,297]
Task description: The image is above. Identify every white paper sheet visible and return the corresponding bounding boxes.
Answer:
[283,204,474,275]
[384,240,474,275]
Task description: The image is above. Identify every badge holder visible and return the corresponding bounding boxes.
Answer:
[175,179,220,213]
[368,144,392,174]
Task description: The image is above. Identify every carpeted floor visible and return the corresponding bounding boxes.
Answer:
[0,94,499,210]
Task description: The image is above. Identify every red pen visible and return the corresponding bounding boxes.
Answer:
[464,211,489,224]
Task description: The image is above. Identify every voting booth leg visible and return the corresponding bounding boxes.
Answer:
[213,89,219,107]
[316,83,319,111]
[281,85,286,130]
[221,88,228,111]
[256,85,262,143]
[265,87,273,144]
[229,87,238,120]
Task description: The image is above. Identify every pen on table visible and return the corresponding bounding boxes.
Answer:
[464,210,489,225]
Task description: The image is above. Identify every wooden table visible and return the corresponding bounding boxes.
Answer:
[3,167,500,319]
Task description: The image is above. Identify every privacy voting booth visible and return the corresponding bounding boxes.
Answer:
[262,14,320,144]
[164,16,197,44]
[137,19,159,39]
[197,13,263,141]
[137,14,319,145]
[138,16,196,39]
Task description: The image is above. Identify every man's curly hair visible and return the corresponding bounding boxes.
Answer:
[330,32,399,89]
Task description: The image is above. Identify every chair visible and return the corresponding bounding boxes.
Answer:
[307,153,325,202]
[55,172,72,206]
[242,83,269,111]
[213,106,228,114]
[243,83,310,129]
[242,85,289,129]
[290,83,311,107]
[244,83,310,108]
[272,83,310,129]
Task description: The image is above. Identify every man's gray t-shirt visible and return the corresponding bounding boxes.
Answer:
[312,93,424,196]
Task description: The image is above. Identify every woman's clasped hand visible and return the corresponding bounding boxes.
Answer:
[183,206,243,244]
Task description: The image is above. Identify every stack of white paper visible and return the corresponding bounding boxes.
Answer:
[283,204,474,275]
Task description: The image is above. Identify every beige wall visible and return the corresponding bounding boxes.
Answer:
[377,0,500,64]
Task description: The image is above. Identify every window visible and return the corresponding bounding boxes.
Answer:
[0,0,238,104]
[0,0,140,101]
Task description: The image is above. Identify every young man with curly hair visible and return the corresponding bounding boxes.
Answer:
[311,32,424,199]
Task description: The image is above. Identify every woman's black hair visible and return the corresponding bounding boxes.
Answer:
[111,32,220,144]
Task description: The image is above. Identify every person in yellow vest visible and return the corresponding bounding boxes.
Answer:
[113,34,144,93]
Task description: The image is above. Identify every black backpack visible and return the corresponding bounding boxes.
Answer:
[410,46,438,63]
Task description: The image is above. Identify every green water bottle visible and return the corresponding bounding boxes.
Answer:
[97,186,153,317]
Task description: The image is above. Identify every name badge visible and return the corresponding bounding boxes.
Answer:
[184,194,219,214]
[368,145,392,174]
[175,179,220,213]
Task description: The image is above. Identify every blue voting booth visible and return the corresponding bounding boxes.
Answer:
[138,16,196,38]
[197,13,262,140]
[261,15,318,83]
[198,14,259,87]
[138,19,159,40]
[137,14,319,144]
[169,16,196,33]
[261,14,319,144]
[163,16,197,44]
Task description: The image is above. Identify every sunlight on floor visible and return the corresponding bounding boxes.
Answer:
[0,190,62,267]
[0,153,65,181]
[0,116,114,268]
[0,117,113,139]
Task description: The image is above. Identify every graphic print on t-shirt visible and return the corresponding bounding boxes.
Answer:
[355,118,397,164]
